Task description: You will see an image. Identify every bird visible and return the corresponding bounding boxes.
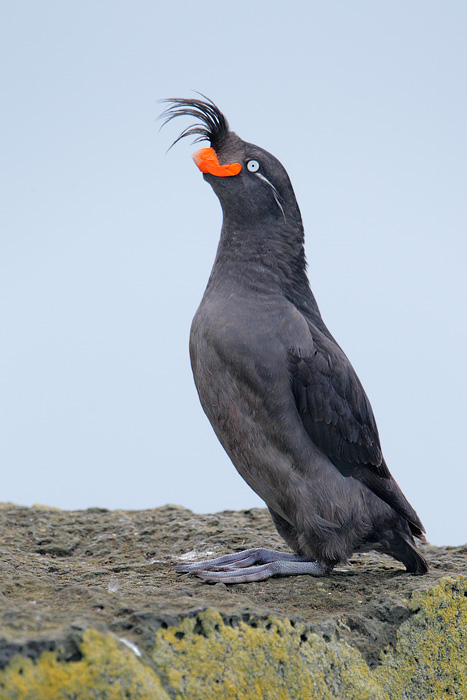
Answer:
[160,95,428,583]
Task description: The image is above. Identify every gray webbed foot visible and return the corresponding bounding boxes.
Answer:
[175,547,330,583]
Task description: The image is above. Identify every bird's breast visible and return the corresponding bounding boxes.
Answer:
[190,291,307,384]
[189,289,312,448]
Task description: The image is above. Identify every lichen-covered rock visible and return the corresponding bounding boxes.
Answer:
[152,609,386,700]
[0,629,169,700]
[0,503,465,698]
[375,576,467,699]
[1,579,466,699]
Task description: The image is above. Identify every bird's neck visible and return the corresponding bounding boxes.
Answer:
[207,216,312,303]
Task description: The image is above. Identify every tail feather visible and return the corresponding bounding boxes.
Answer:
[387,533,428,575]
[359,469,426,538]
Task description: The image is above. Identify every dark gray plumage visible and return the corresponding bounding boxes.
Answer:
[161,96,428,582]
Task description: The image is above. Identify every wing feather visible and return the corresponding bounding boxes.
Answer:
[287,320,425,535]
[288,332,389,478]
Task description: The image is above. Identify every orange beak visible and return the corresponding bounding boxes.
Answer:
[192,147,241,177]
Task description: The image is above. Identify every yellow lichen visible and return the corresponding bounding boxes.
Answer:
[374,575,467,699]
[0,629,169,700]
[0,577,466,699]
[152,608,386,700]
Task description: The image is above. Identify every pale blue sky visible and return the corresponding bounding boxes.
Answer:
[1,1,466,546]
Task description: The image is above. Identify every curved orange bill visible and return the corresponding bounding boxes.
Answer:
[192,147,241,177]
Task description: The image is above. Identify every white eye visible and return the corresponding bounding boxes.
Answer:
[247,160,260,172]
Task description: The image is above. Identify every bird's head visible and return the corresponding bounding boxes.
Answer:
[160,96,301,227]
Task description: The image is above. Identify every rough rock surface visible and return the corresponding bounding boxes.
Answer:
[0,502,466,698]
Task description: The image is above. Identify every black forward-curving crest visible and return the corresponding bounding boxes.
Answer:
[159,95,231,151]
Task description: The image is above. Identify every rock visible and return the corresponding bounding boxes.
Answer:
[0,502,465,698]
